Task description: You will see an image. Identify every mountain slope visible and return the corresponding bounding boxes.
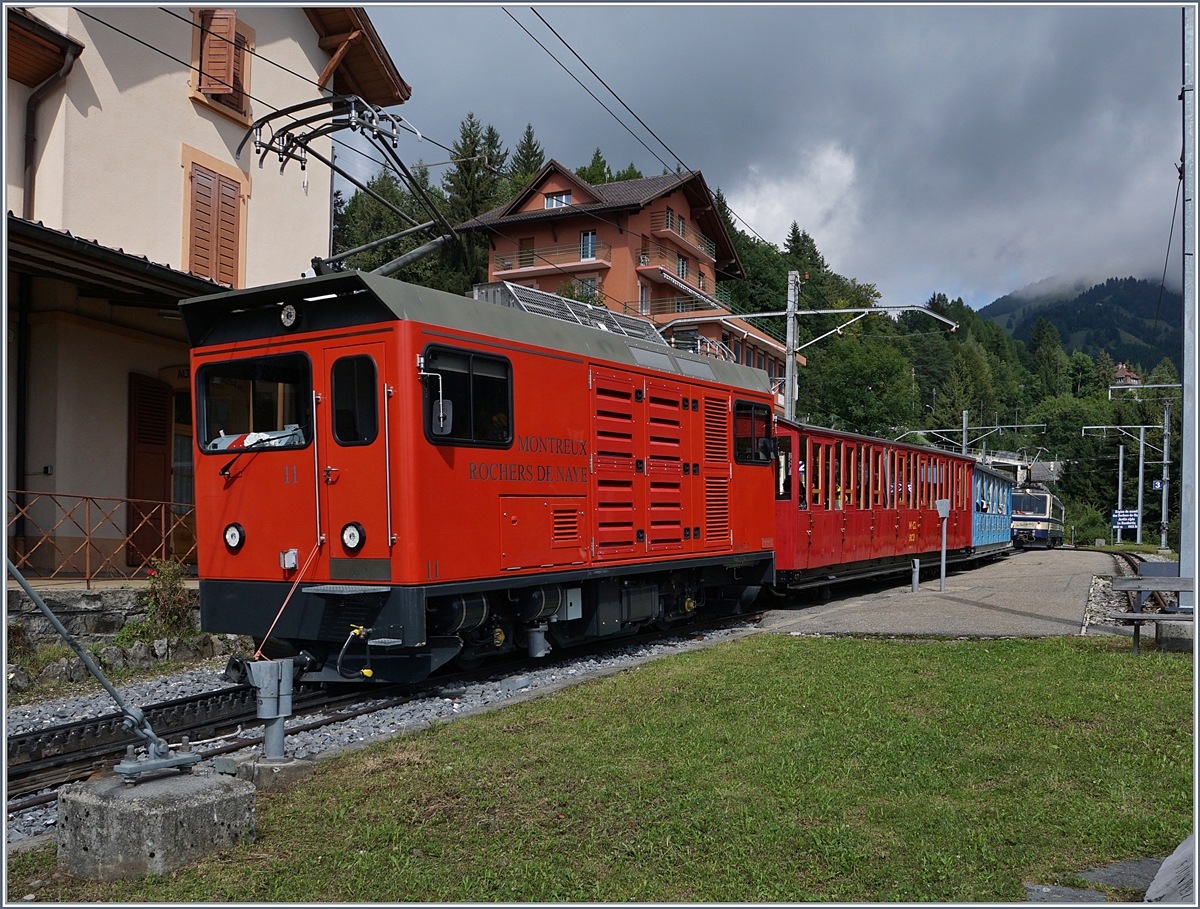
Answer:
[986,277,1182,371]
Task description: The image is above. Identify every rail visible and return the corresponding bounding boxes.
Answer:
[7,490,196,588]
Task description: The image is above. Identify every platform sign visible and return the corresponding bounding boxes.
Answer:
[1111,509,1140,529]
[1152,479,1164,491]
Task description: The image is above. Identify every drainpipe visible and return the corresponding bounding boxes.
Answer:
[23,44,79,220]
[14,274,32,542]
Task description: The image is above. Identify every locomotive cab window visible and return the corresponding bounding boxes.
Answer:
[196,353,311,452]
[733,401,773,464]
[331,356,378,445]
[422,347,512,447]
[774,434,793,499]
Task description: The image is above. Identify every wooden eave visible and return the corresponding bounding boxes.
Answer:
[6,9,85,88]
[303,7,410,106]
[495,159,601,218]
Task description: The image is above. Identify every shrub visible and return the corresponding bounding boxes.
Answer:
[137,558,197,638]
[6,620,34,667]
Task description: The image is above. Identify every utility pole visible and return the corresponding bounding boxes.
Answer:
[785,271,799,420]
[962,410,968,455]
[1180,5,1196,608]
[1117,444,1125,545]
[1137,425,1146,544]
[1161,401,1171,551]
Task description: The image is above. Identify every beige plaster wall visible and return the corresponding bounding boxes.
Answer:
[25,6,334,286]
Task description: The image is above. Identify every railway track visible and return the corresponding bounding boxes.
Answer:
[6,613,757,813]
[1110,551,1173,613]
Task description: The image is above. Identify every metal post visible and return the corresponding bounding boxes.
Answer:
[962,410,968,455]
[785,271,799,419]
[911,558,920,593]
[1161,401,1171,551]
[1182,5,1196,608]
[940,518,947,591]
[1137,425,1146,545]
[1117,444,1124,544]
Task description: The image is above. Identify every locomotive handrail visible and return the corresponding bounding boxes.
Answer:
[6,490,196,588]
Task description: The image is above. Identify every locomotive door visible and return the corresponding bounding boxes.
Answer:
[318,342,393,580]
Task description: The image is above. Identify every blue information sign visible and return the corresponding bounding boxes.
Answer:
[1111,509,1139,529]
[1152,479,1164,491]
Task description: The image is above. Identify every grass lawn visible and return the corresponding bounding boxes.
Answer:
[8,634,1192,902]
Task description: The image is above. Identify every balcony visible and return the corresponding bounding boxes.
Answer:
[649,210,716,261]
[620,295,723,318]
[493,240,612,279]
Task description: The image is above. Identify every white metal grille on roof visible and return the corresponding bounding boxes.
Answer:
[474,282,668,346]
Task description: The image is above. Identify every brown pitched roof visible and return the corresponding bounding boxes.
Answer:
[304,8,410,106]
[460,160,743,277]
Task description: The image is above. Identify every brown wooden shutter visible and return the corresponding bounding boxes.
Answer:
[198,9,237,94]
[127,374,173,566]
[189,162,240,286]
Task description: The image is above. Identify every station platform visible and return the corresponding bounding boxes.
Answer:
[760,548,1114,638]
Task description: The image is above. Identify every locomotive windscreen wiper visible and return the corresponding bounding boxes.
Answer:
[215,427,304,478]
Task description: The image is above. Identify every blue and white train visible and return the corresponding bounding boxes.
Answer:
[1010,485,1066,549]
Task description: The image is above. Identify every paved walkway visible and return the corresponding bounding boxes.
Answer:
[760,548,1113,637]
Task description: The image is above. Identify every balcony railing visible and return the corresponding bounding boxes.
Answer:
[621,295,722,317]
[7,490,197,587]
[649,211,717,260]
[493,240,612,273]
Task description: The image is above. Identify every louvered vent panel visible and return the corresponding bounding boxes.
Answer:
[705,477,730,543]
[703,397,728,462]
[648,479,684,547]
[552,508,580,543]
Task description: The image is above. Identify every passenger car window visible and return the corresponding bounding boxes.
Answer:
[331,355,378,445]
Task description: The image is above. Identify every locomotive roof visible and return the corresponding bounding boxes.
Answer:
[179,271,772,395]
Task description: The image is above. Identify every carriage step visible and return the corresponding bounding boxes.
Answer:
[302,585,392,596]
[367,637,406,649]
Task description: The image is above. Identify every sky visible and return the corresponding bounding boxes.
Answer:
[341,3,1185,310]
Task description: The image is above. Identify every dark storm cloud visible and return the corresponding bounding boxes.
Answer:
[365,4,1181,307]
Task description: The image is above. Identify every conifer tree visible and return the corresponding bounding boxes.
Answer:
[509,123,545,193]
[575,148,611,185]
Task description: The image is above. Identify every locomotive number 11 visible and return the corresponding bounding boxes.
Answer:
[283,466,298,484]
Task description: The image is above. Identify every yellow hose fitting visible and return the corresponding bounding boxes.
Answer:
[493,627,506,647]
[350,624,367,639]
[361,668,374,678]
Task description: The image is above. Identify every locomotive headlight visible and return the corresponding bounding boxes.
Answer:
[341,522,365,552]
[223,523,245,551]
[280,303,299,329]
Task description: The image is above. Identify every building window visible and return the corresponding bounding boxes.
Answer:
[665,207,675,231]
[192,10,254,121]
[732,341,741,364]
[545,192,571,209]
[580,230,597,260]
[757,351,765,370]
[639,282,650,315]
[698,271,706,292]
[187,160,242,286]
[676,254,688,280]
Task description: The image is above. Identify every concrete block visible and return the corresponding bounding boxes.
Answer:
[235,758,315,790]
[1155,621,1194,652]
[57,772,255,880]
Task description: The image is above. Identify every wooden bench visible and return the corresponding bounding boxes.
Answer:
[1107,570,1193,654]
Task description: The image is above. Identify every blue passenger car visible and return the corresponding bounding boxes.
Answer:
[972,464,1014,553]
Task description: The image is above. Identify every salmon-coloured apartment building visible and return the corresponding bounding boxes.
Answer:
[462,160,802,395]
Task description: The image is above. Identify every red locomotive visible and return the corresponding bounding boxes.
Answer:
[182,272,990,684]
